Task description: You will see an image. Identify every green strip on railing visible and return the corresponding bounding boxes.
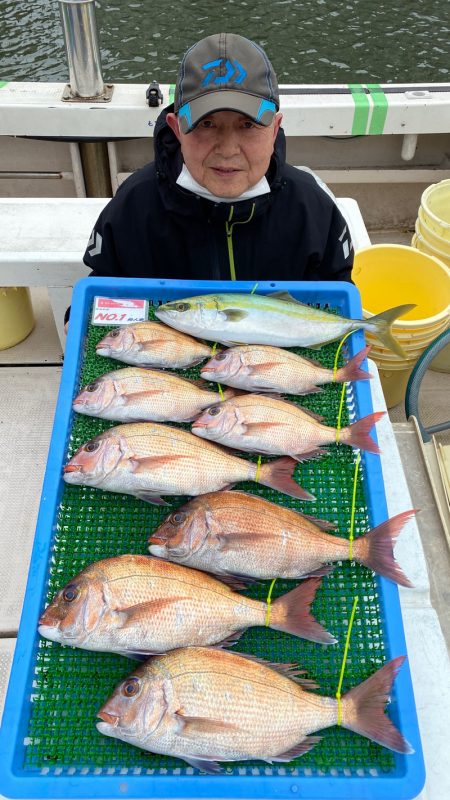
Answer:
[367,84,389,134]
[348,84,370,135]
[168,83,175,104]
[0,81,9,89]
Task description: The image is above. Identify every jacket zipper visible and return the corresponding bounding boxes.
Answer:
[225,203,256,281]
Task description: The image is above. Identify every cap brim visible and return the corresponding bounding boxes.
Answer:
[177,91,277,134]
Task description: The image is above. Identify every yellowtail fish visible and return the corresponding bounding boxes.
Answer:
[148,491,414,586]
[155,292,416,357]
[201,344,372,394]
[73,367,237,423]
[97,647,412,773]
[38,554,334,654]
[63,422,314,503]
[96,321,212,368]
[192,394,384,459]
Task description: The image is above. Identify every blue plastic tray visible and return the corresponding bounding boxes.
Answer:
[0,278,425,799]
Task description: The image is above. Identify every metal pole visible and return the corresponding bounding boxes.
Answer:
[58,0,105,98]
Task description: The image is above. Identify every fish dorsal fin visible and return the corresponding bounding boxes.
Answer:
[296,512,336,532]
[268,291,309,307]
[235,652,320,689]
[297,405,325,422]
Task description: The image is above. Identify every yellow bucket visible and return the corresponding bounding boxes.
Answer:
[412,228,450,269]
[353,244,450,329]
[417,207,450,256]
[377,366,415,409]
[420,179,450,241]
[0,287,35,350]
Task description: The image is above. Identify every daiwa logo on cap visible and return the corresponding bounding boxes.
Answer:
[201,58,247,87]
[175,33,280,133]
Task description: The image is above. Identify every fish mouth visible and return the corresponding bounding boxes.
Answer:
[148,535,166,546]
[191,420,208,430]
[97,710,119,727]
[96,346,111,356]
[63,463,83,473]
[38,613,60,628]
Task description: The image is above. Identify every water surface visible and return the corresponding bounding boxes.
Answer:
[0,0,448,84]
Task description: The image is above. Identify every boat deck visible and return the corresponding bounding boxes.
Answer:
[0,263,449,799]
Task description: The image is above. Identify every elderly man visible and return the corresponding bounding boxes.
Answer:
[79,32,353,295]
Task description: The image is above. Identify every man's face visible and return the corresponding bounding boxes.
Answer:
[166,109,283,198]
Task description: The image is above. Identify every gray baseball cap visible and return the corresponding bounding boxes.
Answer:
[174,33,280,134]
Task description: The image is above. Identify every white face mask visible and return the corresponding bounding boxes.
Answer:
[176,164,271,203]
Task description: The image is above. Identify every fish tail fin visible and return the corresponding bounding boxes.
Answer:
[353,509,416,587]
[341,656,413,753]
[341,411,384,454]
[335,345,373,383]
[270,577,336,644]
[364,304,416,358]
[258,457,315,501]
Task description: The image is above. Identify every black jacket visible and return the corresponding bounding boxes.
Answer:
[82,105,353,286]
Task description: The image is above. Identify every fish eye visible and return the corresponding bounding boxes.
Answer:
[62,585,79,602]
[208,406,222,416]
[86,382,99,392]
[122,677,140,697]
[175,302,190,313]
[84,441,100,453]
[110,329,121,338]
[215,352,227,361]
[170,511,187,525]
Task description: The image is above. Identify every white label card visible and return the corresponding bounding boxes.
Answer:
[91,296,149,326]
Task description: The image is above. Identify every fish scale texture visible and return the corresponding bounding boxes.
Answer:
[26,302,395,776]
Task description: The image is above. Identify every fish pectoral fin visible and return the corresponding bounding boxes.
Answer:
[221,308,247,321]
[175,711,237,738]
[217,530,274,552]
[247,362,279,374]
[123,390,167,401]
[138,339,171,352]
[182,756,223,774]
[271,736,322,761]
[131,455,188,473]
[268,291,309,307]
[120,597,183,627]
[244,422,284,435]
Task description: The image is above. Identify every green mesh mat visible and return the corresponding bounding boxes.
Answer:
[26,301,395,776]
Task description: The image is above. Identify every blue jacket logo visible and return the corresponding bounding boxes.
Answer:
[201,58,247,87]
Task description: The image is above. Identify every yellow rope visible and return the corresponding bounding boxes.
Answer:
[348,451,361,561]
[265,578,277,627]
[334,331,356,444]
[254,455,262,483]
[211,342,218,356]
[335,382,347,444]
[336,595,359,725]
[250,282,259,294]
[218,384,224,401]
[332,330,354,381]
